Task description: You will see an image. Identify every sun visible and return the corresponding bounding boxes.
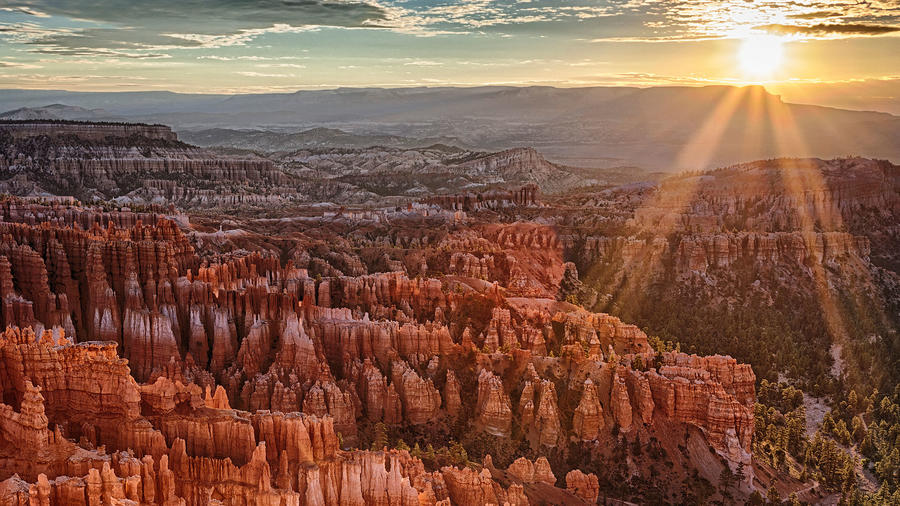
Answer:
[738,35,784,77]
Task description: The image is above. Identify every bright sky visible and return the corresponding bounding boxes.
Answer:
[0,0,898,93]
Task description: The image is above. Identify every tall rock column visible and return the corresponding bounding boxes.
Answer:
[611,369,633,430]
[475,369,512,437]
[573,378,603,440]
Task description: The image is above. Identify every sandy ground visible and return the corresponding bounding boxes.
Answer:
[801,343,845,436]
[802,394,830,437]
[829,344,845,379]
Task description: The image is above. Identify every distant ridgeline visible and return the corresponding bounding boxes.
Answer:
[0,120,177,142]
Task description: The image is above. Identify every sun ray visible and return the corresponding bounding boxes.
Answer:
[602,87,750,318]
[675,86,749,170]
[765,99,854,345]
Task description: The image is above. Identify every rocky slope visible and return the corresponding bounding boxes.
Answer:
[555,157,900,393]
[0,120,176,141]
[280,145,591,196]
[179,126,451,151]
[0,121,281,207]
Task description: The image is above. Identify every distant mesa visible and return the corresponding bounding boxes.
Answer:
[0,119,177,142]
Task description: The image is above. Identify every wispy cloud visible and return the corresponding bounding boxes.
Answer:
[599,0,900,41]
[403,60,443,66]
[757,23,900,37]
[570,72,732,87]
[236,71,295,78]
[255,63,306,69]
[0,60,42,69]
[197,55,307,62]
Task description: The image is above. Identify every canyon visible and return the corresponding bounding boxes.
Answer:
[0,120,897,504]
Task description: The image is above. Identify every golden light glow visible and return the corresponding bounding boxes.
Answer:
[738,35,784,77]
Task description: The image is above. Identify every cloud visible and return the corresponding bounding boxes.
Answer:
[786,11,844,21]
[3,0,900,52]
[0,72,149,82]
[0,6,48,17]
[5,0,390,29]
[256,63,306,68]
[2,0,393,55]
[571,72,729,87]
[197,55,307,61]
[603,0,900,41]
[0,61,42,69]
[757,23,900,37]
[403,60,443,66]
[236,71,295,78]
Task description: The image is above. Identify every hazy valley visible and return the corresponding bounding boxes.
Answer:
[2,85,899,170]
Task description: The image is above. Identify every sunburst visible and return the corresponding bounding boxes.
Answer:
[738,35,784,77]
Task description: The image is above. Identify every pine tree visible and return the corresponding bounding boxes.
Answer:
[849,390,859,414]
[851,415,866,444]
[370,422,388,451]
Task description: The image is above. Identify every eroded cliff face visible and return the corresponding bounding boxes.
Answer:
[0,200,757,504]
[0,124,597,210]
[571,157,897,272]
[634,158,899,234]
[0,122,283,207]
[0,327,444,505]
[559,157,900,392]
